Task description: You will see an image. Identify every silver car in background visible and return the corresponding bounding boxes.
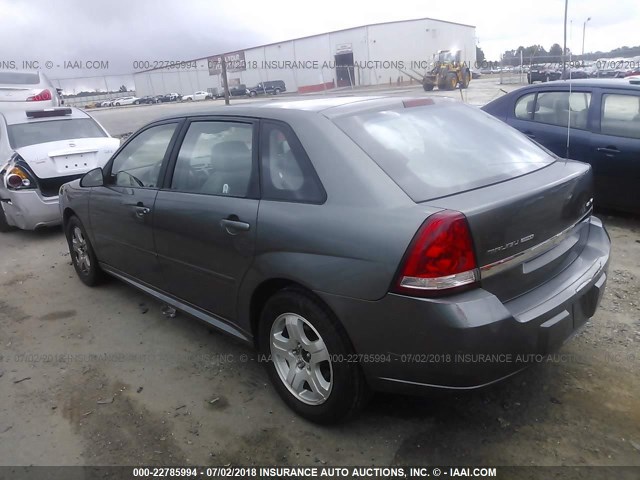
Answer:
[0,70,62,109]
[0,107,119,231]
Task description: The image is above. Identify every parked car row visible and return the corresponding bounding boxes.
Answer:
[81,81,289,109]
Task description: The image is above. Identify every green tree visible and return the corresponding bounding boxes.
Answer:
[549,44,563,62]
[476,46,485,64]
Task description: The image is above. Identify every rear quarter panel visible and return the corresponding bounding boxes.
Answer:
[237,112,440,332]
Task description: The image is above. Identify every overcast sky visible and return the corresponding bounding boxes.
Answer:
[1,0,638,91]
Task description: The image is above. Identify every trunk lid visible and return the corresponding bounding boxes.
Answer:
[0,86,36,102]
[15,137,119,179]
[429,160,593,302]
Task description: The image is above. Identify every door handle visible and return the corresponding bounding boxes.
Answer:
[135,206,151,216]
[597,146,620,155]
[220,217,250,235]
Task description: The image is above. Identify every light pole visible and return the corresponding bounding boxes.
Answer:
[582,17,592,58]
[563,0,568,77]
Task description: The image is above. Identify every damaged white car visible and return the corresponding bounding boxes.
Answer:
[0,107,119,231]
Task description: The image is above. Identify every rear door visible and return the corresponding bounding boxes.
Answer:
[152,118,259,321]
[89,121,181,287]
[588,90,640,211]
[506,88,594,161]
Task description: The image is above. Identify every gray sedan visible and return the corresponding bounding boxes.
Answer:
[58,96,610,423]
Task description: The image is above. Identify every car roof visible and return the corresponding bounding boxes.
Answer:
[0,107,90,126]
[154,96,457,122]
[523,79,640,90]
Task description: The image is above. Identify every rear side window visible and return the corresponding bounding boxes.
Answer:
[259,122,325,203]
[8,118,106,149]
[334,102,554,202]
[533,91,591,129]
[601,94,640,139]
[515,93,536,119]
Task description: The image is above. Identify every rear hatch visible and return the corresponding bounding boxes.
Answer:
[431,160,592,302]
[332,98,593,302]
[15,137,120,179]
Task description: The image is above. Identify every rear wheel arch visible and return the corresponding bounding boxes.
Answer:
[249,279,352,349]
[62,207,76,228]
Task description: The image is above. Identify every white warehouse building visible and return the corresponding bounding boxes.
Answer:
[133,17,476,96]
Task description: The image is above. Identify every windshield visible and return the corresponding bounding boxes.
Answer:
[8,118,107,149]
[334,102,555,201]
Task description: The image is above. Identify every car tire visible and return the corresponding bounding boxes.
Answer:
[446,73,458,90]
[134,100,139,105]
[274,88,281,95]
[249,91,257,97]
[259,288,370,424]
[65,216,104,287]
[115,102,121,106]
[0,206,15,233]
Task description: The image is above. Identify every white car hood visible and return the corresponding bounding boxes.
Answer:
[15,137,119,179]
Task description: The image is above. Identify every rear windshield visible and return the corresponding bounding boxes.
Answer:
[334,102,555,201]
[8,119,107,149]
[0,72,40,84]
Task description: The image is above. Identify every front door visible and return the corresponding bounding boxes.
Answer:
[89,121,181,287]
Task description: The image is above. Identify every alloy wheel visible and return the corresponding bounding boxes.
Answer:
[270,313,333,405]
[71,226,91,275]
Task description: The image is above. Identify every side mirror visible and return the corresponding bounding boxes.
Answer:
[80,167,105,188]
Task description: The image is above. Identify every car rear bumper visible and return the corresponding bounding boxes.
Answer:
[1,189,60,230]
[317,216,610,394]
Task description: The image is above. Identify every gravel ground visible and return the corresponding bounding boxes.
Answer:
[0,214,638,471]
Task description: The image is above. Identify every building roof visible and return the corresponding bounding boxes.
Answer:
[134,16,476,74]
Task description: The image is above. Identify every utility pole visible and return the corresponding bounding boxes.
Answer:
[563,0,568,77]
[221,55,230,106]
[582,17,591,57]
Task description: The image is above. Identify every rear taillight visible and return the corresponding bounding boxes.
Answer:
[392,210,479,296]
[26,89,52,102]
[5,162,36,191]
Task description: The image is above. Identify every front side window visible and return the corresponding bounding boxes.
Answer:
[533,91,592,129]
[170,121,254,197]
[260,122,325,203]
[110,123,177,188]
[601,93,640,139]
